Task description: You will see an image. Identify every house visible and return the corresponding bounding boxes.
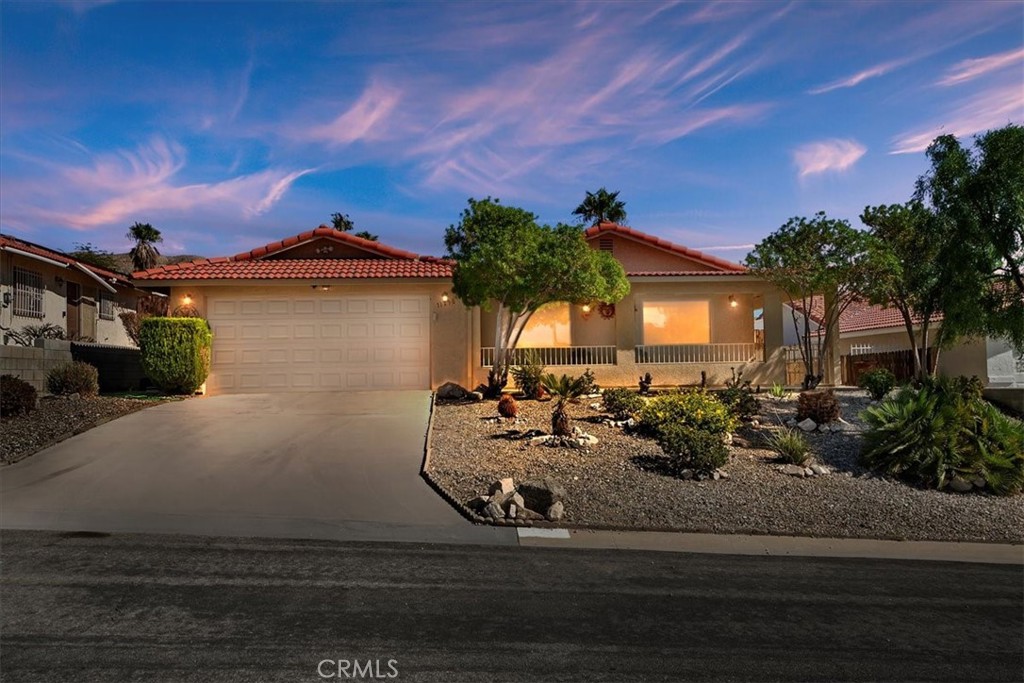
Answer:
[131,223,791,395]
[1,234,143,347]
[791,296,1024,398]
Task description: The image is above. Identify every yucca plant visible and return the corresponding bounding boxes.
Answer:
[541,373,588,436]
[764,428,810,465]
[769,382,787,400]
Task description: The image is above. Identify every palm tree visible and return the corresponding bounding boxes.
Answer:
[541,373,588,436]
[127,222,163,272]
[572,188,627,226]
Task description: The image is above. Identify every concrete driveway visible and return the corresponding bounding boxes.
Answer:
[0,391,513,545]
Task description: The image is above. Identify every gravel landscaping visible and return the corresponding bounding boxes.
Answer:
[428,389,1024,543]
[1,395,176,465]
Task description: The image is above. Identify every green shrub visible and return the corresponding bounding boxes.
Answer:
[859,368,897,401]
[769,382,787,399]
[139,317,213,394]
[638,389,737,438]
[656,424,729,475]
[510,350,545,399]
[764,429,810,465]
[927,374,984,401]
[797,389,840,424]
[1,375,37,416]
[46,361,99,396]
[601,387,645,420]
[860,384,1024,495]
[578,367,599,395]
[716,371,760,421]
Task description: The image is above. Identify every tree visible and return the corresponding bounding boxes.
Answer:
[745,212,871,389]
[127,222,163,272]
[915,124,1024,352]
[68,242,120,272]
[572,187,627,226]
[445,197,629,397]
[859,202,945,380]
[330,212,378,241]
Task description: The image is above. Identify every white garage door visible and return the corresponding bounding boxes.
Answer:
[206,294,430,393]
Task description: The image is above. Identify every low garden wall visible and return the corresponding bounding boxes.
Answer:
[0,341,73,393]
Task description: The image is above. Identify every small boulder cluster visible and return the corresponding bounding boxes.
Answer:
[435,382,484,402]
[527,425,598,450]
[466,477,566,523]
[779,463,832,478]
[785,417,861,434]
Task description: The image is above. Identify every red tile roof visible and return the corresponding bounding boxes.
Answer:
[792,296,943,333]
[132,258,452,281]
[584,222,748,272]
[133,226,451,281]
[0,233,133,286]
[626,270,752,277]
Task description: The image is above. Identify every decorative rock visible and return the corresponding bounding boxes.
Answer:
[804,467,814,476]
[949,477,973,493]
[711,470,720,481]
[529,435,551,447]
[577,433,599,447]
[516,507,545,521]
[589,402,602,410]
[679,469,694,480]
[465,495,490,511]
[721,432,733,445]
[489,478,515,495]
[810,464,831,476]
[797,418,817,432]
[507,504,518,519]
[971,476,986,489]
[781,464,806,477]
[68,393,80,401]
[750,420,760,428]
[716,469,730,480]
[518,478,566,512]
[785,418,798,428]
[731,436,753,449]
[545,501,565,521]
[481,502,504,519]
[436,382,469,399]
[468,391,484,402]
[511,492,525,509]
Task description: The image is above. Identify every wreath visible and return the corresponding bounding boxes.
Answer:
[598,302,616,319]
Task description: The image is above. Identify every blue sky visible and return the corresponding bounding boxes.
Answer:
[2,1,1022,260]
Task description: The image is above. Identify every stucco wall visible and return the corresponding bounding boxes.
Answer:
[594,233,716,272]
[165,282,469,390]
[0,252,139,347]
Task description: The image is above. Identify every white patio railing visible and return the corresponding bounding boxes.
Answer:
[635,343,764,365]
[480,346,617,367]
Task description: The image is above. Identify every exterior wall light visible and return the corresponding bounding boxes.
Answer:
[183,293,193,305]
[729,295,738,308]
[441,292,449,303]
[320,285,331,292]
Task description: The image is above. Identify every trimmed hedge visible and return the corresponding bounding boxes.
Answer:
[139,317,213,394]
[46,361,99,396]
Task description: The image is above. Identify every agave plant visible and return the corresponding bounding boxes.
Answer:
[541,373,588,437]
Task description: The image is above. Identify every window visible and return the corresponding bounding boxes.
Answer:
[642,300,710,344]
[99,292,115,320]
[13,267,44,318]
[519,303,571,347]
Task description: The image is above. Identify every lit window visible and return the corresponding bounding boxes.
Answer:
[13,267,44,318]
[642,300,710,344]
[99,292,115,320]
[520,303,571,347]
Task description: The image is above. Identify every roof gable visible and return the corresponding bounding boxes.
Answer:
[584,222,747,274]
[0,233,133,286]
[233,226,428,262]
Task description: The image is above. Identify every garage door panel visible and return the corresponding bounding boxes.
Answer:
[207,294,430,393]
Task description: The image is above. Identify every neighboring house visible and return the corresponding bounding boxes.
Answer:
[131,223,791,395]
[0,234,143,347]
[791,296,1024,390]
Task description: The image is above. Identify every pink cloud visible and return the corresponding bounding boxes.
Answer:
[793,139,867,177]
[937,47,1024,86]
[306,80,403,145]
[808,60,906,94]
[890,82,1024,154]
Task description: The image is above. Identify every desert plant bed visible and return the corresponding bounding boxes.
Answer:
[428,389,1024,543]
[1,394,177,465]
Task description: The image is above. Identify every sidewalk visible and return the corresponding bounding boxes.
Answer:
[516,527,1024,564]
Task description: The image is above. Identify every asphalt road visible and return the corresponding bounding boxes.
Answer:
[1,530,1021,682]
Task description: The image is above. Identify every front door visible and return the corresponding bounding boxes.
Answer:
[66,282,80,339]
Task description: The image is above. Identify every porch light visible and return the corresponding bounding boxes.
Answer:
[183,293,193,305]
[441,292,449,303]
[729,295,738,308]
[320,285,331,292]
[581,304,591,313]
